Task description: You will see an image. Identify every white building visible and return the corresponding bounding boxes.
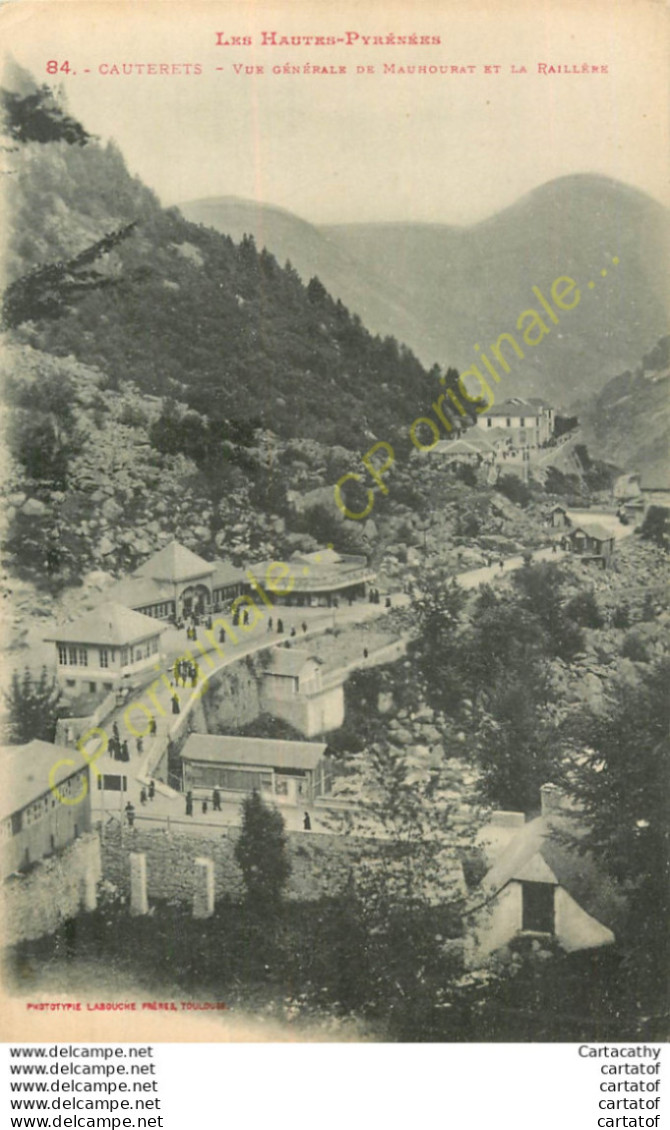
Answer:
[260,648,345,736]
[45,602,165,697]
[477,397,555,447]
[468,785,625,964]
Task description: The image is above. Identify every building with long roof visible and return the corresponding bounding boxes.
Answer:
[253,548,375,608]
[180,732,333,805]
[1,740,92,876]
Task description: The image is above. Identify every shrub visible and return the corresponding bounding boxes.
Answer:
[495,474,531,507]
[564,590,604,629]
[611,603,631,629]
[620,632,650,662]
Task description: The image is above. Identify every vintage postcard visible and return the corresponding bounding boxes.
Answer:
[0,0,668,1047]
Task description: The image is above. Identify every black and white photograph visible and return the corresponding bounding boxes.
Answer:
[0,0,668,1056]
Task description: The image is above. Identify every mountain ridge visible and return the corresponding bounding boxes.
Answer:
[181,175,670,409]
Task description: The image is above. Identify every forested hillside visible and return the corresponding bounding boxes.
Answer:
[4,80,438,451]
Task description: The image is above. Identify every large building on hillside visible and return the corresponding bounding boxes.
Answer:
[102,540,374,621]
[45,602,165,695]
[103,540,246,621]
[1,741,92,876]
[477,397,555,447]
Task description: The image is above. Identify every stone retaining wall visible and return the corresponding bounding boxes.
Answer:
[100,821,373,904]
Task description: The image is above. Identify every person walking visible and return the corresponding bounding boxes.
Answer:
[185,791,193,817]
[303,812,311,831]
[202,799,208,816]
[149,716,157,736]
[172,693,180,715]
[277,618,284,633]
[125,802,135,829]
[212,788,221,812]
[121,739,130,762]
[267,617,273,632]
[148,780,156,801]
[136,736,144,755]
[140,787,147,806]
[219,627,226,644]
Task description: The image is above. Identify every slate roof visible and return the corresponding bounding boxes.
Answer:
[211,561,246,589]
[0,740,89,818]
[482,814,627,932]
[45,602,164,645]
[569,522,615,543]
[431,438,490,457]
[487,397,551,418]
[135,540,213,582]
[181,733,327,770]
[102,574,174,609]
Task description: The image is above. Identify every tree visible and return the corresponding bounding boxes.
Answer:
[564,589,604,629]
[2,222,138,329]
[234,790,291,916]
[3,666,63,744]
[472,673,560,811]
[2,85,92,146]
[411,577,468,714]
[640,506,670,551]
[559,660,670,1009]
[495,473,531,507]
[512,562,585,660]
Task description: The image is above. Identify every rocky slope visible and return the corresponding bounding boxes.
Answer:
[577,336,670,482]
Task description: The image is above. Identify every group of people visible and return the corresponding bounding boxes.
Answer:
[110,718,157,763]
[184,788,223,817]
[139,779,156,806]
[124,779,157,827]
[173,657,200,688]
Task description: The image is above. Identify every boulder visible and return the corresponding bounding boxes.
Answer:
[22,497,47,517]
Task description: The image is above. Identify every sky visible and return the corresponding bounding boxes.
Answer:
[2,0,669,225]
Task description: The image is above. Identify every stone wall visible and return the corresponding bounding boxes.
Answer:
[2,833,102,946]
[101,821,373,904]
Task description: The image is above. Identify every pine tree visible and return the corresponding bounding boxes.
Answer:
[234,790,291,916]
[560,659,670,1009]
[3,666,63,744]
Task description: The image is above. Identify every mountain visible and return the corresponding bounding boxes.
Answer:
[181,177,670,409]
[577,336,670,483]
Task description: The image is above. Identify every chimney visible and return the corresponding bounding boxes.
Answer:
[540,783,565,817]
